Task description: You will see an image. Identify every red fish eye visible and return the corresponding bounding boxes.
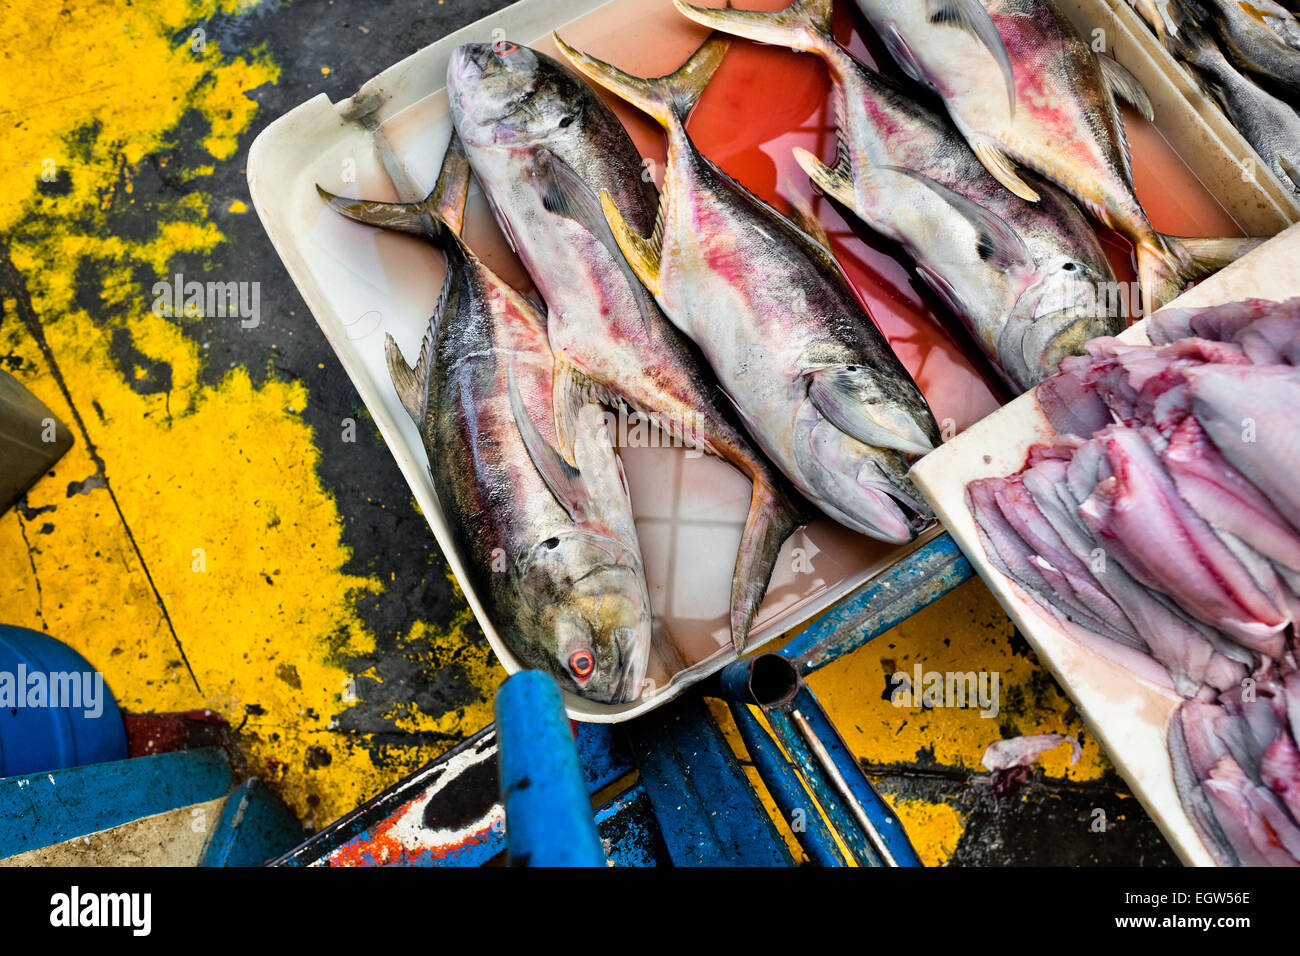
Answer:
[569,650,594,679]
[494,40,517,55]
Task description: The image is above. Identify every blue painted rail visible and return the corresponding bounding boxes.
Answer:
[494,671,606,867]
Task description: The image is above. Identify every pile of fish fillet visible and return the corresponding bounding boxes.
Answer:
[967,298,1300,865]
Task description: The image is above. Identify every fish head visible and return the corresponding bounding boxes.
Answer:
[793,400,934,543]
[516,528,652,704]
[448,41,588,151]
[1001,257,1122,391]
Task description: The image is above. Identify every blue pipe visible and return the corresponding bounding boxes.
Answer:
[716,654,922,867]
[725,701,845,866]
[494,671,606,867]
[791,686,922,867]
[780,532,972,675]
[761,705,883,866]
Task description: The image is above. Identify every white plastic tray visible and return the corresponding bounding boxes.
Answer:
[247,0,947,722]
[248,0,1298,723]
[912,223,1300,866]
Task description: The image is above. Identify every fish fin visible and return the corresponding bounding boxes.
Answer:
[534,148,663,327]
[880,165,1030,271]
[915,263,973,327]
[508,360,590,524]
[881,25,927,86]
[317,136,469,239]
[430,132,472,236]
[384,332,431,425]
[1097,54,1155,121]
[552,356,616,467]
[971,141,1040,202]
[599,188,663,296]
[553,30,729,129]
[672,0,834,53]
[804,365,937,454]
[1280,155,1300,191]
[792,146,855,207]
[1136,235,1263,314]
[316,184,442,238]
[729,480,810,651]
[927,0,1016,115]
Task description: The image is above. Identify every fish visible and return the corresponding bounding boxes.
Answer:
[1148,0,1300,193]
[1185,0,1300,98]
[316,136,653,704]
[674,0,1121,392]
[551,31,942,541]
[850,0,1261,316]
[446,39,810,652]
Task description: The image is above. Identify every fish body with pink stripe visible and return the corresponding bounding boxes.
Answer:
[554,32,942,541]
[675,0,1120,393]
[850,0,1258,316]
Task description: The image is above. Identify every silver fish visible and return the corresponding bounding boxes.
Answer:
[553,32,941,541]
[317,137,652,704]
[851,0,1260,316]
[1153,0,1300,192]
[446,39,810,651]
[676,0,1121,392]
[1187,0,1300,98]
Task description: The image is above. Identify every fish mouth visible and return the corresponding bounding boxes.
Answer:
[446,43,536,147]
[856,462,933,542]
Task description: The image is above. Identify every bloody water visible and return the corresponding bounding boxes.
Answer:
[541,0,1248,431]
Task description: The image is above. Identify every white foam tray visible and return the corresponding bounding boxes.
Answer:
[246,0,945,722]
[247,0,1298,724]
[912,223,1300,866]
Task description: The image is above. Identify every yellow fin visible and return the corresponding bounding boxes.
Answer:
[972,141,1040,202]
[599,188,662,297]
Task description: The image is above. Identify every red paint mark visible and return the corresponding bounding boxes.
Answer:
[324,795,504,867]
[123,709,227,757]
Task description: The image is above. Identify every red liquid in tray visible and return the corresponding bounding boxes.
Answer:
[540,0,1248,431]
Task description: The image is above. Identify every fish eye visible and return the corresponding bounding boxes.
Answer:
[542,537,560,550]
[569,649,595,679]
[494,40,517,55]
[558,115,574,129]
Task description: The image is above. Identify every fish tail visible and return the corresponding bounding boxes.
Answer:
[729,479,810,653]
[672,0,834,54]
[1136,234,1264,316]
[552,30,729,130]
[314,133,471,240]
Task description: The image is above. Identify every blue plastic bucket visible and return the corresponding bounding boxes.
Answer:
[0,624,128,776]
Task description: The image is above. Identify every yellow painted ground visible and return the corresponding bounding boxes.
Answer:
[1,0,1106,852]
[0,0,499,829]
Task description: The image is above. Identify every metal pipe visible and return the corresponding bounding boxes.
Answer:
[762,706,883,867]
[792,687,922,867]
[790,708,896,867]
[725,700,846,867]
[494,671,606,867]
[717,653,800,709]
